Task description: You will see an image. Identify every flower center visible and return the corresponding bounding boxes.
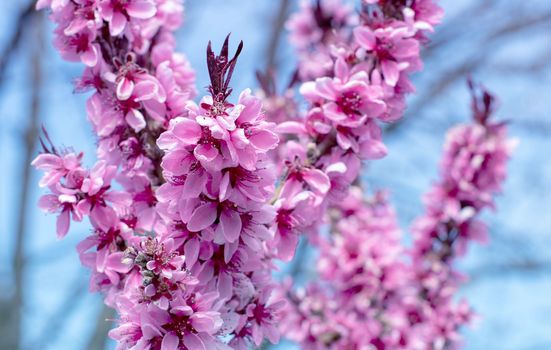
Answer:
[337,91,362,116]
[70,33,90,53]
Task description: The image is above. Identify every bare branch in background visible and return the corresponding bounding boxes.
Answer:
[0,2,35,83]
[469,259,551,282]
[422,0,501,60]
[264,0,291,73]
[386,8,551,135]
[86,305,116,350]
[4,10,44,350]
[491,46,551,74]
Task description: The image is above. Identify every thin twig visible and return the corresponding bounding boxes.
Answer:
[469,259,551,282]
[9,10,43,350]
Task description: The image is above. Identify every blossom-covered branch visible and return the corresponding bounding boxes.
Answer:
[149,36,285,348]
[34,1,287,348]
[406,82,517,348]
[31,1,517,349]
[280,83,515,349]
[265,0,442,260]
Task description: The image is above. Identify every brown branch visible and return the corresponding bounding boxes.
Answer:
[0,1,35,83]
[264,0,291,73]
[7,10,44,350]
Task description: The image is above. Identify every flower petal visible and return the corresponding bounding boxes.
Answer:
[56,208,71,239]
[125,109,146,132]
[173,118,202,144]
[303,169,331,194]
[161,332,179,350]
[249,129,279,151]
[220,209,242,243]
[194,144,218,163]
[184,237,200,268]
[187,202,217,232]
[183,334,206,350]
[126,0,157,19]
[109,11,127,36]
[381,60,400,87]
[354,27,376,50]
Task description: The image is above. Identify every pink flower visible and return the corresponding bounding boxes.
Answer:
[286,0,353,81]
[62,0,103,36]
[244,287,286,346]
[111,291,221,348]
[301,57,386,126]
[354,24,420,87]
[186,89,279,171]
[217,164,276,203]
[33,152,130,238]
[32,152,83,187]
[286,0,352,50]
[99,0,157,36]
[154,53,197,119]
[105,53,166,102]
[272,189,318,262]
[282,162,331,199]
[54,27,100,67]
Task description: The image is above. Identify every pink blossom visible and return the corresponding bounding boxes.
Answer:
[99,0,157,36]
[54,27,100,67]
[354,24,420,87]
[301,57,386,126]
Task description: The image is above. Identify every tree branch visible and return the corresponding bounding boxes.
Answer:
[0,1,35,83]
[469,259,551,282]
[264,0,291,73]
[7,10,44,350]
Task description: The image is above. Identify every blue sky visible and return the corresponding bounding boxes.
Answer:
[1,1,550,349]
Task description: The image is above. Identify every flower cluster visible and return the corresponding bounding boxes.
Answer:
[412,84,515,258]
[266,0,442,261]
[35,0,194,268]
[33,0,515,349]
[286,0,354,81]
[34,0,289,343]
[39,0,196,188]
[32,144,136,294]
[34,0,285,348]
[148,37,285,348]
[405,84,517,348]
[281,188,411,349]
[280,84,515,349]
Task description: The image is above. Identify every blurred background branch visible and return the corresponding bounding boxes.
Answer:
[0,1,35,83]
[265,0,291,73]
[2,9,43,350]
